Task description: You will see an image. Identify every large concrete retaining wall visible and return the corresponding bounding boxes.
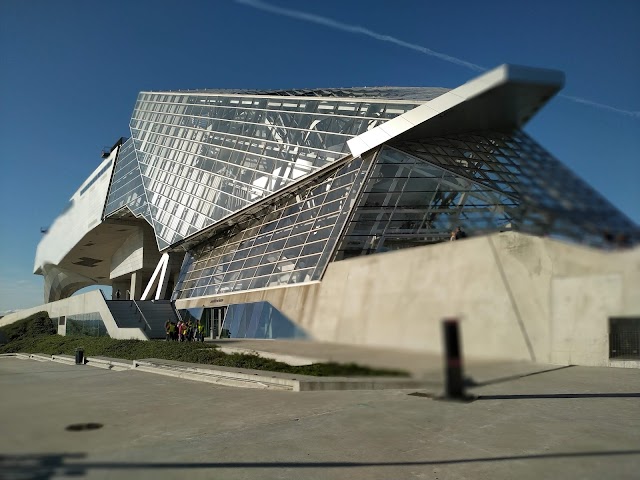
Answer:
[176,232,639,367]
[6,232,638,366]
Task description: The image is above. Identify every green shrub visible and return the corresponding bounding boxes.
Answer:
[0,311,54,342]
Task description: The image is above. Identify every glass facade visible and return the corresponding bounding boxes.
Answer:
[104,138,153,224]
[334,144,514,258]
[221,301,308,339]
[334,130,639,258]
[100,85,638,303]
[173,153,372,299]
[112,91,427,248]
[65,313,108,337]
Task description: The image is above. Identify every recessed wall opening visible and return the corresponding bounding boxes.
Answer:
[609,317,640,360]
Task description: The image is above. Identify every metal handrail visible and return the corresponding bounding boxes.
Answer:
[132,299,152,333]
[174,305,184,323]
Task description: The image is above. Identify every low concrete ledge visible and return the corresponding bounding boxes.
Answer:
[6,353,426,392]
[30,353,53,362]
[86,356,134,371]
[51,354,76,365]
[609,359,640,369]
[133,358,425,392]
[133,359,294,391]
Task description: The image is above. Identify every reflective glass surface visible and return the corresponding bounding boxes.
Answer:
[65,312,108,337]
[335,130,639,258]
[103,138,153,224]
[173,154,371,300]
[181,86,449,102]
[221,301,308,339]
[103,85,639,301]
[124,91,421,247]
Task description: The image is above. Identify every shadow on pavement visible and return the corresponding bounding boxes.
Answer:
[477,393,640,400]
[465,365,574,388]
[2,450,639,478]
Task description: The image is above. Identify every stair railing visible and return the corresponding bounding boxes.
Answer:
[132,300,152,333]
[175,305,184,323]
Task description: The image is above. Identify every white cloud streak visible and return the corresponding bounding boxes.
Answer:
[235,0,485,72]
[236,0,638,120]
[559,94,640,119]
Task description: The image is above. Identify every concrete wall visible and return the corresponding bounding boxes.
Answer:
[110,224,164,300]
[110,229,145,279]
[176,232,639,367]
[34,152,116,273]
[0,290,146,340]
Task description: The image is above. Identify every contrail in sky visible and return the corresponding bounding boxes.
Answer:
[558,94,640,119]
[236,0,639,119]
[235,0,485,72]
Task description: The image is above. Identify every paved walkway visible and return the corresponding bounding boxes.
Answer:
[206,338,555,384]
[1,356,638,479]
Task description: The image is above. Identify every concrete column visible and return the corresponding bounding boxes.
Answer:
[130,271,143,300]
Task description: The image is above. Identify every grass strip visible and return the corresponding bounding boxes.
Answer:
[1,312,408,377]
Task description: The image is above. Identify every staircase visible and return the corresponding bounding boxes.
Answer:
[105,300,180,339]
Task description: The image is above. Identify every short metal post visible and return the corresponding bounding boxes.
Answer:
[441,318,469,400]
[75,347,84,365]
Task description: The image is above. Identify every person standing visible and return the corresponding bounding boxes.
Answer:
[197,321,205,342]
[164,320,171,341]
[177,320,183,342]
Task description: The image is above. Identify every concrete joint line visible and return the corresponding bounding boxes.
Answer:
[487,236,537,362]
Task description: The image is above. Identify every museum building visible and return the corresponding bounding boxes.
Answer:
[6,64,637,366]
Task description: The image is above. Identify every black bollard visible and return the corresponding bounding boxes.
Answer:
[440,318,473,401]
[75,347,84,365]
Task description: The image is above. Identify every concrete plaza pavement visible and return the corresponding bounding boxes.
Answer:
[1,356,639,480]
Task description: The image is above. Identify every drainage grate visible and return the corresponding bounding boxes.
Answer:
[65,423,103,432]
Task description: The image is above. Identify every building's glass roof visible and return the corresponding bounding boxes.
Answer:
[165,86,450,102]
[105,90,423,249]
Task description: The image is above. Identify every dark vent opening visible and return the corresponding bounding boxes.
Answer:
[609,317,640,359]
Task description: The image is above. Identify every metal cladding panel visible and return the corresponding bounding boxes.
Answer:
[347,64,565,158]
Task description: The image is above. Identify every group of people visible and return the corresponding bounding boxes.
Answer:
[165,319,205,342]
[450,226,468,241]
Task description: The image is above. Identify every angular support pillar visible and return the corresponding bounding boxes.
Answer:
[130,271,143,300]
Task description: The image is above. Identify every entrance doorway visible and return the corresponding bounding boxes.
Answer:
[202,307,227,339]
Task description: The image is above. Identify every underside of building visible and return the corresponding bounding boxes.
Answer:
[6,64,637,367]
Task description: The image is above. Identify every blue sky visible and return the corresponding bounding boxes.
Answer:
[0,0,638,313]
